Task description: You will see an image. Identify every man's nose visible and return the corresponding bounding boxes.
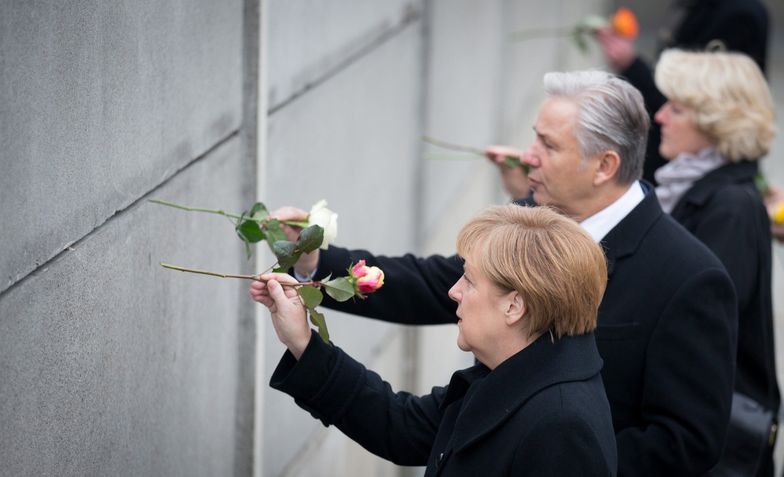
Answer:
[521,148,539,167]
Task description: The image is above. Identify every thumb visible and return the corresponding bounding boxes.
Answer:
[267,279,288,305]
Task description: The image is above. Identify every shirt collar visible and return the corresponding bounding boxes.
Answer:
[580,181,645,242]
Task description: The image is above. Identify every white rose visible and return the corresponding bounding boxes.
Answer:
[308,200,338,250]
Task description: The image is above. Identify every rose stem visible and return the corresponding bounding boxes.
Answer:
[148,198,309,227]
[160,263,317,287]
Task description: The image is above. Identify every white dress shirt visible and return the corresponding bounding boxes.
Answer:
[580,181,645,242]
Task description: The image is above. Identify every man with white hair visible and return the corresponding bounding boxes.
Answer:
[265,71,738,476]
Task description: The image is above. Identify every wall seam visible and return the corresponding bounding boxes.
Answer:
[267,5,422,116]
[0,129,240,301]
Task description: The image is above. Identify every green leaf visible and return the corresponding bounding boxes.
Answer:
[297,285,323,309]
[298,225,324,253]
[754,173,769,195]
[502,156,530,175]
[272,240,300,271]
[503,156,520,168]
[322,277,355,302]
[264,219,288,247]
[572,29,589,54]
[248,202,269,221]
[236,220,265,243]
[309,309,330,343]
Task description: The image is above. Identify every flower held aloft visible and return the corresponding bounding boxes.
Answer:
[308,200,338,250]
[511,6,639,54]
[351,260,385,295]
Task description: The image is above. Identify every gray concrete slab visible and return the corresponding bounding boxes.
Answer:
[420,0,507,238]
[267,0,421,111]
[0,0,243,295]
[0,137,253,477]
[262,20,424,476]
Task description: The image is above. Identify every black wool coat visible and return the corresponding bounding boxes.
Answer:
[271,330,617,476]
[670,161,780,413]
[620,0,769,183]
[315,186,738,476]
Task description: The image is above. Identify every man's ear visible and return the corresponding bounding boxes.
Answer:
[593,150,621,186]
[505,291,526,326]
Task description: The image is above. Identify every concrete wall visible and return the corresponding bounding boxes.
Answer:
[0,1,254,475]
[258,0,607,475]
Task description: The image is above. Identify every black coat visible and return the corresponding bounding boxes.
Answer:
[271,330,617,476]
[316,187,738,476]
[621,0,769,183]
[670,161,780,412]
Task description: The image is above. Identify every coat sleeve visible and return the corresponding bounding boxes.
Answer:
[615,268,737,476]
[513,412,616,476]
[270,330,444,466]
[314,245,462,325]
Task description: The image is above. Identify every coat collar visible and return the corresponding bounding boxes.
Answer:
[599,181,663,275]
[670,161,758,213]
[441,332,603,453]
[516,182,664,276]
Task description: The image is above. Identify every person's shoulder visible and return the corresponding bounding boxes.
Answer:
[619,212,728,286]
[722,0,768,16]
[520,374,609,422]
[704,180,763,212]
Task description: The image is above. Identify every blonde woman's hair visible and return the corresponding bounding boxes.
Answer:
[655,49,776,161]
[456,205,607,338]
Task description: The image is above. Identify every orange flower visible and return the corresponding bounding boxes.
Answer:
[611,7,638,40]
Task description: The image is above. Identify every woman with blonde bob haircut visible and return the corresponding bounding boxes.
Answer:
[454,205,606,341]
[653,48,779,477]
[655,49,775,162]
[251,205,617,476]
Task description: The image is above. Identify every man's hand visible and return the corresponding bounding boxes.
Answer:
[485,145,530,200]
[250,273,311,359]
[272,206,320,277]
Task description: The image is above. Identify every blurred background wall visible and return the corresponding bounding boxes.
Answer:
[1,1,783,476]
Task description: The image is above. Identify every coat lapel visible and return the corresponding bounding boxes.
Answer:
[670,161,758,220]
[600,182,663,277]
[445,333,603,453]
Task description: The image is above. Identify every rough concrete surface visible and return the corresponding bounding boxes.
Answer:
[267,0,421,111]
[0,138,253,476]
[0,0,243,294]
[262,17,424,476]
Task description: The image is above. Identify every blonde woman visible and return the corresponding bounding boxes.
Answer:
[251,205,616,476]
[654,48,778,476]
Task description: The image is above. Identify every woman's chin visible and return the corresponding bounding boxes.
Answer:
[456,334,470,352]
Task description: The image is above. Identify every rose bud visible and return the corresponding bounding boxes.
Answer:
[350,260,385,295]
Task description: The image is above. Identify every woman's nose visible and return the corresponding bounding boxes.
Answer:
[448,283,461,303]
[654,106,667,125]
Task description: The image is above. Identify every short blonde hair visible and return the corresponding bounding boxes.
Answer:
[456,205,607,338]
[655,49,776,161]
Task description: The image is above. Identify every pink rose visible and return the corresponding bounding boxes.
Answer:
[351,260,368,278]
[350,260,384,295]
